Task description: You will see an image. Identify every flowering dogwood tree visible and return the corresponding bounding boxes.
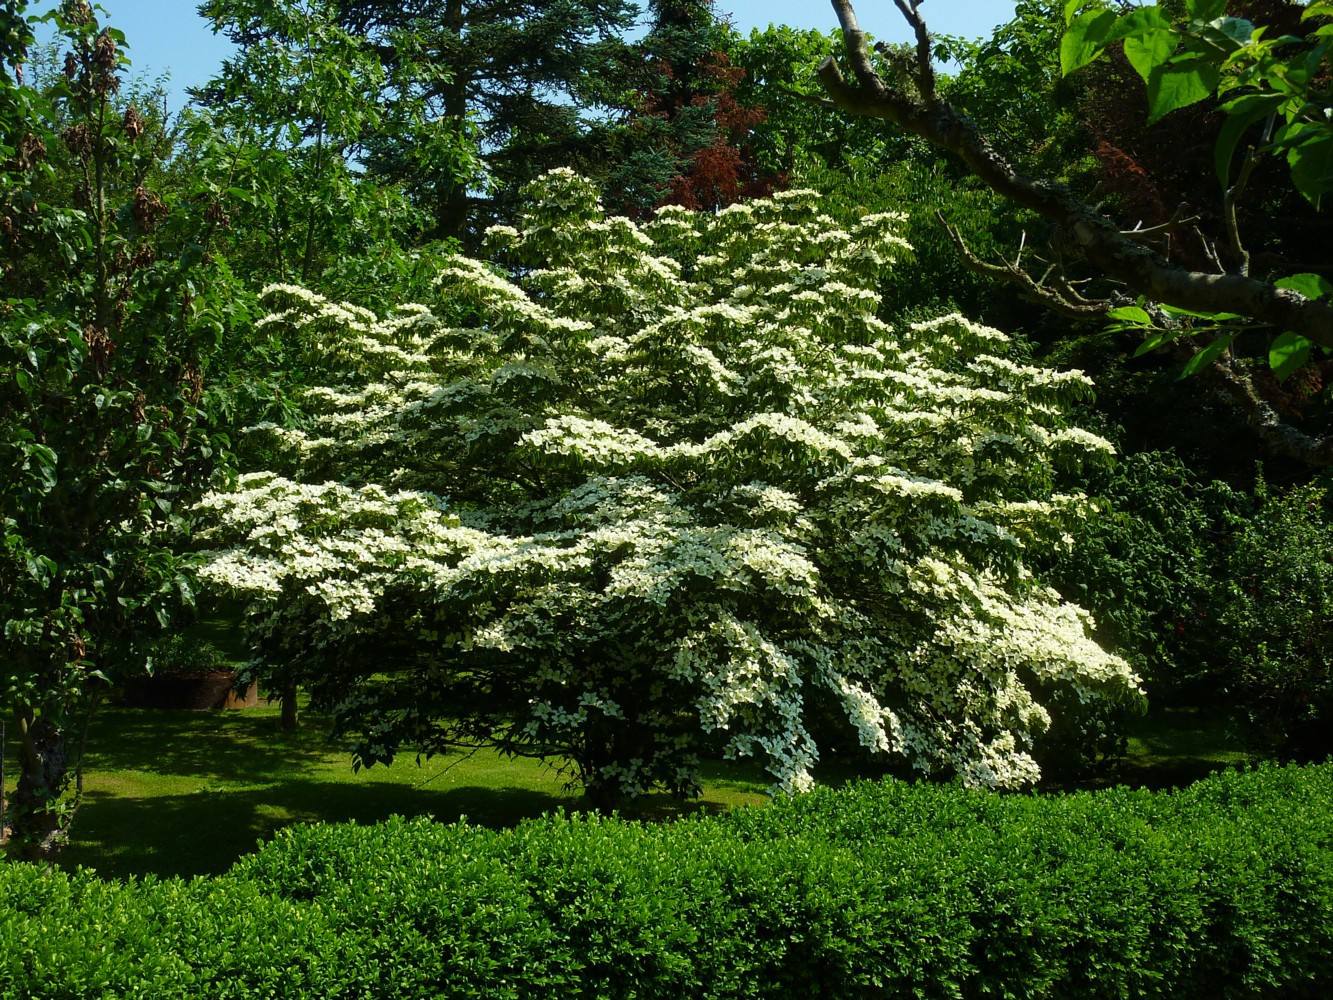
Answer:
[197,170,1139,804]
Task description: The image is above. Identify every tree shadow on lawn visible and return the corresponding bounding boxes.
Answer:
[1041,706,1256,792]
[82,707,352,782]
[61,781,572,880]
[57,712,773,879]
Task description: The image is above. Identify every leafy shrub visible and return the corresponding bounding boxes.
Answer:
[1024,451,1231,776]
[1217,479,1333,759]
[144,634,232,677]
[1044,451,1240,704]
[1047,455,1333,762]
[2,765,1332,998]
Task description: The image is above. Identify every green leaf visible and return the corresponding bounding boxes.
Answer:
[1064,0,1099,25]
[1212,17,1255,46]
[1062,9,1119,75]
[1124,28,1176,83]
[1287,129,1333,206]
[1269,331,1313,381]
[1215,93,1284,188]
[1158,303,1242,321]
[1107,305,1152,325]
[1147,59,1220,123]
[1133,330,1179,357]
[1187,0,1227,20]
[1274,274,1333,300]
[1178,333,1233,378]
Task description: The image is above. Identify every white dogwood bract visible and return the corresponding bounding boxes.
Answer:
[197,170,1138,800]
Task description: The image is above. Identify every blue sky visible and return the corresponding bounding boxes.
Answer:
[35,0,1017,112]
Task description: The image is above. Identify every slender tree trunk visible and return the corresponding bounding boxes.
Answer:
[439,0,470,241]
[10,711,69,861]
[300,118,326,284]
[1,719,7,846]
[279,681,299,732]
[583,777,620,813]
[579,716,623,813]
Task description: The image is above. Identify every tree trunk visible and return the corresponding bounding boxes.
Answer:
[10,713,69,861]
[279,681,299,732]
[583,777,620,813]
[438,0,471,242]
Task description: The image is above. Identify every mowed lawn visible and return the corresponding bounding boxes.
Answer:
[1,700,1255,880]
[2,702,771,880]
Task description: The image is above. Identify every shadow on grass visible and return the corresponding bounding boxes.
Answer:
[1041,706,1256,792]
[61,782,569,880]
[81,708,341,783]
[36,704,1257,880]
[78,709,349,789]
[54,707,772,879]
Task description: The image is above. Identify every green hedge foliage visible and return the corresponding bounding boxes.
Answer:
[2,764,1331,998]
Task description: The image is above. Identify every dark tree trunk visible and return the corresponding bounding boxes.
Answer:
[438,0,470,241]
[583,777,620,813]
[10,713,69,861]
[279,681,299,732]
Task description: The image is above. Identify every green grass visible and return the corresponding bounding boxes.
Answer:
[2,702,770,880]
[1032,706,1256,793]
[1,698,1256,880]
[1117,706,1255,786]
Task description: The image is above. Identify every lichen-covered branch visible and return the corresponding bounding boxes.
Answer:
[1206,361,1333,467]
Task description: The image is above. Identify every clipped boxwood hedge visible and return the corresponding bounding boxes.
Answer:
[2,764,1331,998]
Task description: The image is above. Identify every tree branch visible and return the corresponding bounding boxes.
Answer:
[891,0,937,104]
[818,0,1333,352]
[937,211,1112,319]
[1206,360,1333,467]
[1222,147,1259,277]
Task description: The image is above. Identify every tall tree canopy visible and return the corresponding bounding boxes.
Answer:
[203,0,636,243]
[194,0,454,292]
[818,0,1333,471]
[2,0,228,858]
[601,0,778,217]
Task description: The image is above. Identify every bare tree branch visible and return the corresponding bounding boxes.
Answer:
[1222,148,1260,277]
[818,0,1333,352]
[1121,206,1200,239]
[937,211,1113,319]
[891,0,937,104]
[779,84,839,111]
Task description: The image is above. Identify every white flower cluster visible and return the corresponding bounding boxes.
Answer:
[197,171,1139,800]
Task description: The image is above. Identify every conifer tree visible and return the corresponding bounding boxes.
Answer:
[603,0,778,217]
[203,0,637,243]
